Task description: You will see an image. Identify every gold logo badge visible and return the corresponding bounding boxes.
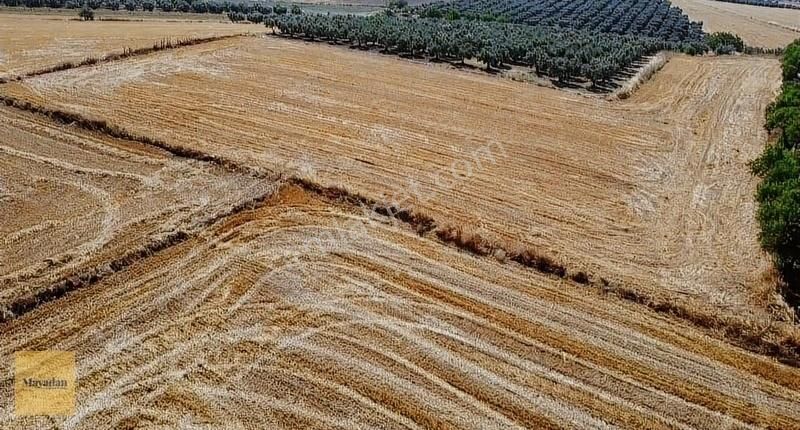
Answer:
[15,351,76,416]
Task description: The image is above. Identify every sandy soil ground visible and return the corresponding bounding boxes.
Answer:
[0,12,249,77]
[0,105,269,319]
[4,36,785,327]
[1,185,798,429]
[671,0,800,49]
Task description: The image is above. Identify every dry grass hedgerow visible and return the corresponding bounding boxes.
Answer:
[1,230,189,323]
[614,51,670,100]
[277,182,800,366]
[435,227,494,256]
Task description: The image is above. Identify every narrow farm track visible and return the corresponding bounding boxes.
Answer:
[670,0,800,49]
[0,105,271,319]
[3,37,787,330]
[1,186,799,429]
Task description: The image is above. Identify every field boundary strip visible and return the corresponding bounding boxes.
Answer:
[1,182,280,325]
[0,94,267,177]
[293,178,800,367]
[0,33,254,84]
[2,93,799,367]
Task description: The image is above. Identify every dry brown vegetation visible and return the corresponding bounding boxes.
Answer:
[0,12,247,78]
[2,184,800,429]
[670,0,800,49]
[3,36,788,329]
[0,105,272,321]
[2,12,800,429]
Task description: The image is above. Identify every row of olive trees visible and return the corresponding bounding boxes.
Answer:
[227,3,298,22]
[413,0,706,43]
[751,39,800,306]
[264,14,699,87]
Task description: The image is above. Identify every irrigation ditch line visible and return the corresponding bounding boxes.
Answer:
[1,92,799,367]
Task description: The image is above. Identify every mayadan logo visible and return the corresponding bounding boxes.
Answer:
[23,377,69,389]
[15,351,76,416]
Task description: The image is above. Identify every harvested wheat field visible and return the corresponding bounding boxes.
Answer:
[3,36,787,329]
[1,184,799,429]
[670,0,800,49]
[0,12,248,78]
[0,104,270,321]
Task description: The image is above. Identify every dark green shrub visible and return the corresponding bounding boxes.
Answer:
[706,32,745,53]
[783,40,800,83]
[387,0,407,9]
[273,3,287,14]
[79,5,94,20]
[753,39,800,304]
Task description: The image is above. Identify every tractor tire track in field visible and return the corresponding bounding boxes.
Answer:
[2,184,799,429]
[2,34,799,428]
[4,38,785,336]
[0,104,277,323]
[1,93,799,366]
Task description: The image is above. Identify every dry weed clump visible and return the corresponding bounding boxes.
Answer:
[570,271,591,284]
[433,226,571,279]
[435,227,494,256]
[509,248,568,278]
[615,51,670,100]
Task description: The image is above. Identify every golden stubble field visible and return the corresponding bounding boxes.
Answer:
[1,13,800,430]
[0,105,271,320]
[670,0,800,49]
[3,36,786,328]
[1,185,799,429]
[0,12,248,78]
